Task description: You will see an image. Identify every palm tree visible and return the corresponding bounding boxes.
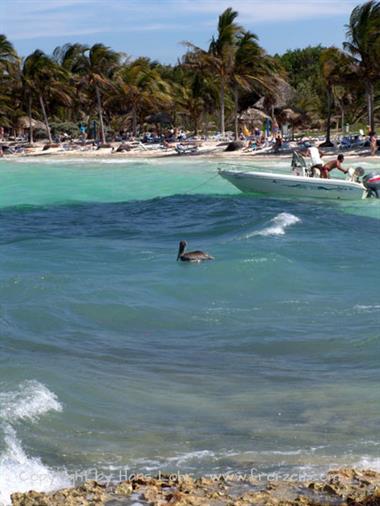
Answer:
[22,50,71,143]
[208,8,242,136]
[0,35,19,132]
[179,51,219,136]
[173,71,205,135]
[68,43,121,142]
[53,43,91,125]
[230,31,275,139]
[320,47,353,146]
[344,0,380,131]
[0,34,18,71]
[109,58,171,136]
[184,8,242,136]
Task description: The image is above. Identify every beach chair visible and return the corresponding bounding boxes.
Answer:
[175,143,198,155]
[337,136,352,150]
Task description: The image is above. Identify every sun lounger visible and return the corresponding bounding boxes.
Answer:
[175,144,199,155]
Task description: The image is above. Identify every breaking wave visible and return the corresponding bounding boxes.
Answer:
[0,380,62,423]
[246,212,301,238]
[0,381,70,505]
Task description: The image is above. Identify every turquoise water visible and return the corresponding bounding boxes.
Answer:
[0,157,380,503]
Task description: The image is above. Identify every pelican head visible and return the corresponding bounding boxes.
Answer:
[177,240,187,261]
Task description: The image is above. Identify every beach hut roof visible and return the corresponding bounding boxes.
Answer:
[17,116,47,130]
[278,108,301,122]
[255,78,295,110]
[239,107,270,122]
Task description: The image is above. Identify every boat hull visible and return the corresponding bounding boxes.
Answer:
[219,170,365,200]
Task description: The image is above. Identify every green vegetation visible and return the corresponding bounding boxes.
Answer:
[1,1,380,142]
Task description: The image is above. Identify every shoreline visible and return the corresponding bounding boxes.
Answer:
[1,147,378,164]
[1,139,379,163]
[10,468,380,505]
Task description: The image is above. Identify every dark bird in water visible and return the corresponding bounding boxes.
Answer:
[176,240,214,262]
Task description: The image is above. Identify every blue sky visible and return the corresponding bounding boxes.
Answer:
[2,0,359,62]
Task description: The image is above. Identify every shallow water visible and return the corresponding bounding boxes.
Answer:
[0,157,380,503]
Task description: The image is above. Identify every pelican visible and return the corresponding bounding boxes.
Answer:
[176,240,214,263]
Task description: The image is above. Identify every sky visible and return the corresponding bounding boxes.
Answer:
[2,0,359,62]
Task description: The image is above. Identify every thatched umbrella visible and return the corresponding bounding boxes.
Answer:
[16,116,47,142]
[255,78,295,112]
[239,108,270,133]
[239,107,269,123]
[278,108,301,124]
[276,108,302,140]
[17,116,46,130]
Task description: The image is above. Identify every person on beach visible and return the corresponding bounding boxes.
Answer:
[274,134,282,152]
[243,140,254,152]
[369,131,377,156]
[321,154,348,179]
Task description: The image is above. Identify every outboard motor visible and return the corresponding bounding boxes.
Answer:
[363,172,380,198]
[347,166,365,182]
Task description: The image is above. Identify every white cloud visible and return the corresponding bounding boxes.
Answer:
[3,0,105,39]
[180,0,357,23]
[2,0,357,43]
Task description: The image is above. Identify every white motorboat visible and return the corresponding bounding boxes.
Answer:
[219,152,380,200]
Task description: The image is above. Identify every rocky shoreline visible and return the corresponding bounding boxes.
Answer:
[10,468,380,505]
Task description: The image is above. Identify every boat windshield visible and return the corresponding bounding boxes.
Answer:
[291,151,308,176]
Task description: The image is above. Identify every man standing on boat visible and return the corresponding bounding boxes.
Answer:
[321,154,348,179]
[306,145,324,176]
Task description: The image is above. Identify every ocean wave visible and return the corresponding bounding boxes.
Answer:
[132,449,238,472]
[0,426,70,506]
[354,457,380,471]
[0,380,62,422]
[166,450,218,465]
[242,257,268,263]
[246,212,301,238]
[0,381,67,505]
[354,304,380,313]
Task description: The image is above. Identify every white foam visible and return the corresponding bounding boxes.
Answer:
[166,450,216,465]
[354,457,380,471]
[354,304,380,313]
[0,380,62,422]
[133,449,243,472]
[0,381,68,505]
[242,257,268,264]
[246,212,301,238]
[0,426,71,505]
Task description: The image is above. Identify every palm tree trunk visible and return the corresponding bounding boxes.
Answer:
[95,85,105,143]
[132,105,137,137]
[220,77,225,137]
[326,86,332,143]
[193,112,198,136]
[39,94,52,143]
[319,86,334,147]
[234,87,239,141]
[28,95,33,144]
[367,80,375,132]
[203,111,208,138]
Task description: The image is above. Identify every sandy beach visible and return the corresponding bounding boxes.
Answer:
[2,140,377,164]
